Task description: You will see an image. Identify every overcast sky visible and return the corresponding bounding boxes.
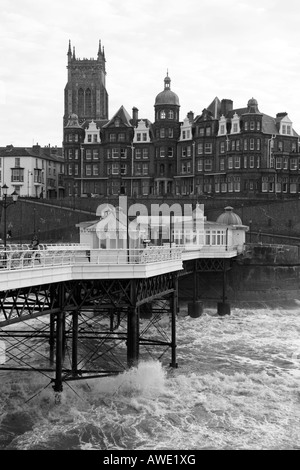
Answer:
[1,0,300,147]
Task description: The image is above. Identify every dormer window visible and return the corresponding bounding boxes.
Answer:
[218,115,227,136]
[231,113,240,134]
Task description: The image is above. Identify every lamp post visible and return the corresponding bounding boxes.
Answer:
[1,184,19,249]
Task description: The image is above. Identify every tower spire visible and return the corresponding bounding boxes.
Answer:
[98,40,102,57]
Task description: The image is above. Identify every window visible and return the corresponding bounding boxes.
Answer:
[234,177,240,192]
[160,110,166,119]
[137,133,141,142]
[160,148,165,158]
[168,128,173,138]
[93,165,99,176]
[220,158,225,171]
[287,125,291,135]
[93,134,97,143]
[257,156,260,168]
[250,138,254,150]
[85,164,92,176]
[199,128,205,136]
[182,147,186,158]
[250,121,255,130]
[85,150,92,160]
[168,110,174,119]
[244,121,248,131]
[160,128,165,138]
[107,149,111,159]
[112,148,118,158]
[257,121,261,131]
[187,146,191,157]
[68,165,72,176]
[290,158,297,170]
[205,143,212,154]
[93,150,99,160]
[187,162,191,173]
[68,149,72,159]
[11,168,24,182]
[220,124,225,134]
[250,156,254,168]
[118,133,125,142]
[228,157,233,169]
[143,148,149,159]
[283,157,288,169]
[120,148,127,158]
[142,163,148,175]
[206,127,211,136]
[69,134,73,142]
[197,159,203,172]
[257,139,261,150]
[110,133,116,142]
[204,159,212,171]
[143,133,147,141]
[234,156,240,169]
[198,143,203,154]
[112,163,119,175]
[232,140,235,151]
[244,139,247,151]
[276,158,282,169]
[236,140,240,151]
[120,164,127,175]
[181,163,186,174]
[233,123,238,133]
[220,142,225,153]
[135,148,141,159]
[75,149,79,159]
[168,147,173,157]
[87,134,92,142]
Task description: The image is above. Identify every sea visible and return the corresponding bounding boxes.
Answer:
[0,300,299,451]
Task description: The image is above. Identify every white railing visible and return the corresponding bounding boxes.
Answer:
[0,245,183,271]
[90,246,183,265]
[0,248,88,270]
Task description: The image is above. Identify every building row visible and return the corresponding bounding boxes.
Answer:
[1,41,300,200]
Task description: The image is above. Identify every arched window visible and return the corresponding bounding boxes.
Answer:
[160,110,166,119]
[78,88,84,116]
[85,88,92,116]
[168,110,174,119]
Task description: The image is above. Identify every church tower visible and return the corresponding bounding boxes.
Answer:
[63,40,109,126]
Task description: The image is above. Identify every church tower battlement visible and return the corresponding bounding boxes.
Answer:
[64,40,109,126]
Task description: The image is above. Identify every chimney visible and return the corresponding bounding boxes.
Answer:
[187,111,194,123]
[220,99,233,117]
[132,107,139,125]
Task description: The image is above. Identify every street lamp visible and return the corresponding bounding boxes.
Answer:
[1,184,19,248]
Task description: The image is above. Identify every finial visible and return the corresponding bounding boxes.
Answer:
[68,40,72,56]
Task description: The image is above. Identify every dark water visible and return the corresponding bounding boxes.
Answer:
[0,302,300,450]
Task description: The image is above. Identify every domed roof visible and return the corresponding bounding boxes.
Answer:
[155,73,180,107]
[246,97,260,114]
[216,207,242,225]
[65,113,82,128]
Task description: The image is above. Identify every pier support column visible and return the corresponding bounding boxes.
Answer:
[218,261,231,316]
[170,275,178,368]
[127,280,139,368]
[49,313,55,366]
[72,310,79,377]
[188,262,203,318]
[53,284,65,393]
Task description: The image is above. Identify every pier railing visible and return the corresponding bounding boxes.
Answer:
[0,245,183,270]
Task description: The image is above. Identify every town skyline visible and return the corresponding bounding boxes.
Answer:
[1,0,300,147]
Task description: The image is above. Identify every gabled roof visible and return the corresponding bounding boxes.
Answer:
[102,105,133,128]
[207,97,221,119]
[82,119,109,129]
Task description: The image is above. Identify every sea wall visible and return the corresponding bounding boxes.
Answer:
[179,243,300,303]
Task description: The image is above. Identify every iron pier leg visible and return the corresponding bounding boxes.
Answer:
[53,312,63,392]
[170,275,178,368]
[53,284,65,393]
[72,310,79,377]
[188,261,203,318]
[49,313,55,366]
[217,261,231,316]
[127,280,139,368]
